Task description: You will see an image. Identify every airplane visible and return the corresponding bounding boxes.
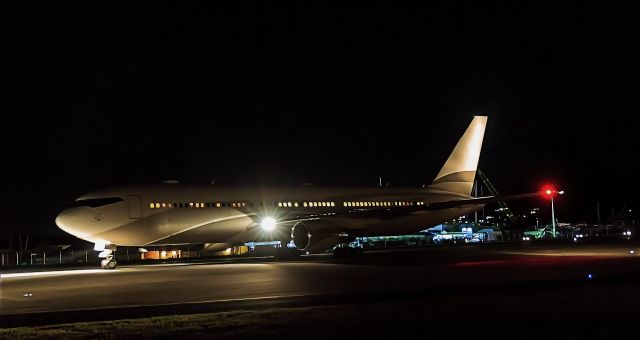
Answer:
[55,116,531,269]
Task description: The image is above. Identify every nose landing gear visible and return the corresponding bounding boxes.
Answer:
[98,248,117,269]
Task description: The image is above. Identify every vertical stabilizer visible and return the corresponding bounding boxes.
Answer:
[426,116,487,196]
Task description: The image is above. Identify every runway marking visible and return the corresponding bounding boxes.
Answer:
[1,269,119,279]
[0,294,309,316]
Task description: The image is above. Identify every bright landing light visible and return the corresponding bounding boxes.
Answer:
[261,217,277,231]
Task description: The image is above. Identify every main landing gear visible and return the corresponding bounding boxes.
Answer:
[274,240,302,259]
[98,248,117,269]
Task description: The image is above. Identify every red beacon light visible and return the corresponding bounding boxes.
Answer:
[542,186,555,199]
[541,186,564,199]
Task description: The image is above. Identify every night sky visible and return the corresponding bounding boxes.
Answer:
[1,1,638,235]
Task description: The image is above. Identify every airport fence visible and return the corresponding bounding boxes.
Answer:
[0,248,139,269]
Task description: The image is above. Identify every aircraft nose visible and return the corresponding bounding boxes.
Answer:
[56,208,93,240]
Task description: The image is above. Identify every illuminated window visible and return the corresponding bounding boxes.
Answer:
[312,202,317,207]
[155,203,160,208]
[294,202,298,207]
[161,203,166,208]
[287,202,292,207]
[150,203,154,209]
[303,202,308,207]
[278,202,283,207]
[168,203,173,208]
[331,202,335,207]
[189,203,194,208]
[321,202,326,207]
[242,202,246,207]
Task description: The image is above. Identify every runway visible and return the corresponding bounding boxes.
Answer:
[2,240,640,327]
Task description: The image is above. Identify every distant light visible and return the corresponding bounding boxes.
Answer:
[573,237,577,242]
[630,250,635,254]
[261,217,277,231]
[558,191,565,195]
[587,273,593,280]
[545,189,552,195]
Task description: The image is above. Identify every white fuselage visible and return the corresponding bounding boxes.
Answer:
[56,116,491,253]
[55,184,479,247]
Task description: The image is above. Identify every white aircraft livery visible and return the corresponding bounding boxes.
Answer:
[56,116,524,269]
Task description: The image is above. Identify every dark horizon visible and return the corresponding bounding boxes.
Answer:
[2,1,638,235]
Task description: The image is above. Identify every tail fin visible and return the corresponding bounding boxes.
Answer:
[426,116,487,196]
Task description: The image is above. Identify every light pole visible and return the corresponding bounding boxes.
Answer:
[545,189,565,238]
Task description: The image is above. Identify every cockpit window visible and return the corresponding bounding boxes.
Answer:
[72,197,124,208]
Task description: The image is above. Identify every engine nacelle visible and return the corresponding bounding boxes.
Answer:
[291,222,346,253]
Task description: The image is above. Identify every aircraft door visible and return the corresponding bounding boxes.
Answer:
[127,195,143,219]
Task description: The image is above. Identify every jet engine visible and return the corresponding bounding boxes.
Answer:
[291,222,346,253]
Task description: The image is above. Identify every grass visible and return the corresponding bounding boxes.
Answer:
[3,288,640,339]
[0,306,347,339]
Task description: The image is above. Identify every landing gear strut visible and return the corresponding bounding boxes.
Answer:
[98,248,117,269]
[274,240,302,259]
